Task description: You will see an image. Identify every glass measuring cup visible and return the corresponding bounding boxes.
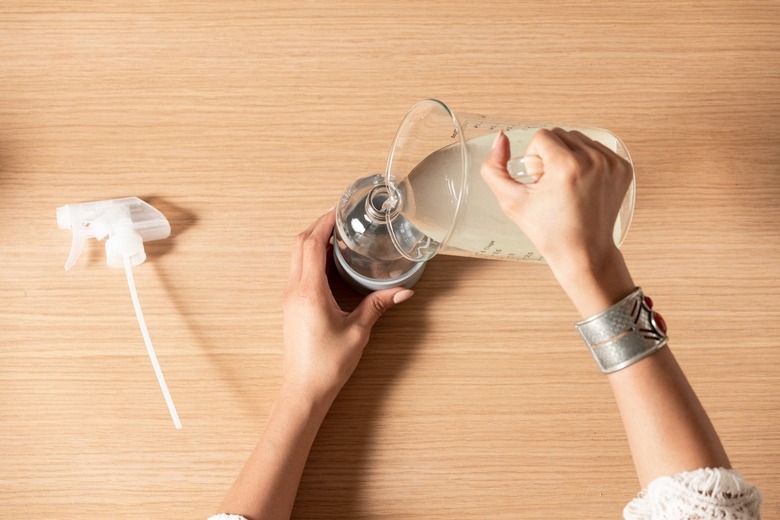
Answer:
[384,99,636,262]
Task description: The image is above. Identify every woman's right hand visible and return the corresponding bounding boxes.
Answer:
[481,128,633,276]
[481,128,636,317]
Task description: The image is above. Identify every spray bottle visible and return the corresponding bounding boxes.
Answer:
[57,196,181,429]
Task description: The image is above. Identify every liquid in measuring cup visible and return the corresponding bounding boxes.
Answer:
[396,128,623,261]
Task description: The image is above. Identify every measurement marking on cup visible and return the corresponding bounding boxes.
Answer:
[480,240,495,254]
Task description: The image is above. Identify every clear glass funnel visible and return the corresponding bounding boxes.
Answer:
[384,99,636,262]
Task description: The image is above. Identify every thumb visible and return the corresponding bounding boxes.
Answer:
[480,131,529,214]
[351,288,414,329]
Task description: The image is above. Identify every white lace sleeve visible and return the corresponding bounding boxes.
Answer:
[623,467,762,519]
[207,515,247,520]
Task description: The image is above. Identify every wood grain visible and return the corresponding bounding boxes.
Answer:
[1,1,778,518]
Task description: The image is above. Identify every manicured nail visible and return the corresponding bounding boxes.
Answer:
[393,289,414,304]
[492,131,504,150]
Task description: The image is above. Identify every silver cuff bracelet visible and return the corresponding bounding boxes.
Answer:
[575,287,669,374]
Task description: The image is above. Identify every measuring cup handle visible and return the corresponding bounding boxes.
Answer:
[506,154,544,184]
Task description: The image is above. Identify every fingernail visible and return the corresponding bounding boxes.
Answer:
[328,205,336,212]
[492,131,504,150]
[393,289,414,304]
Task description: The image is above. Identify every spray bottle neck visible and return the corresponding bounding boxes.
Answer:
[364,184,400,223]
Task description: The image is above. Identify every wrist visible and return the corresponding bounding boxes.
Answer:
[278,380,336,418]
[548,246,636,318]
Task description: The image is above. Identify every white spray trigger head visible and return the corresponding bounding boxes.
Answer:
[57,197,171,270]
[57,196,181,429]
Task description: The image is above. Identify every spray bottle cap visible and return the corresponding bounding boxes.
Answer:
[57,196,181,429]
[57,197,171,270]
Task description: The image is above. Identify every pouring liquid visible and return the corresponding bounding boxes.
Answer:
[394,128,623,262]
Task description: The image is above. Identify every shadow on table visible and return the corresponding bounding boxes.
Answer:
[143,197,262,416]
[293,254,482,518]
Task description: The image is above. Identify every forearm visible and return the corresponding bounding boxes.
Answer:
[608,346,730,487]
[552,249,730,488]
[219,384,332,520]
[217,208,410,519]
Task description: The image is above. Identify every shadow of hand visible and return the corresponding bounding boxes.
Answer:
[293,254,482,518]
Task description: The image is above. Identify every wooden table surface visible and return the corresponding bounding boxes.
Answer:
[1,1,778,518]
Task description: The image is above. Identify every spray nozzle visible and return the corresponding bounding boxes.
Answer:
[57,196,181,429]
[57,196,171,270]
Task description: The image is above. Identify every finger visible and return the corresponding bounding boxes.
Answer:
[568,129,597,146]
[575,135,634,196]
[351,288,413,329]
[567,130,629,180]
[312,207,337,241]
[289,209,333,283]
[480,132,529,208]
[549,127,583,152]
[523,128,585,185]
[567,129,613,160]
[525,128,574,165]
[550,128,619,180]
[288,232,305,283]
[300,209,337,286]
[299,210,326,240]
[568,129,611,153]
[570,130,631,171]
[507,155,544,183]
[564,129,609,165]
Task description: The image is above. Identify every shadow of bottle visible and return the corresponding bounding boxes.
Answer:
[292,253,484,518]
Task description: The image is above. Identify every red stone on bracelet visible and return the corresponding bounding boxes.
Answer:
[653,311,667,333]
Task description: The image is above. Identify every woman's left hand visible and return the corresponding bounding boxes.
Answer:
[281,208,414,405]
